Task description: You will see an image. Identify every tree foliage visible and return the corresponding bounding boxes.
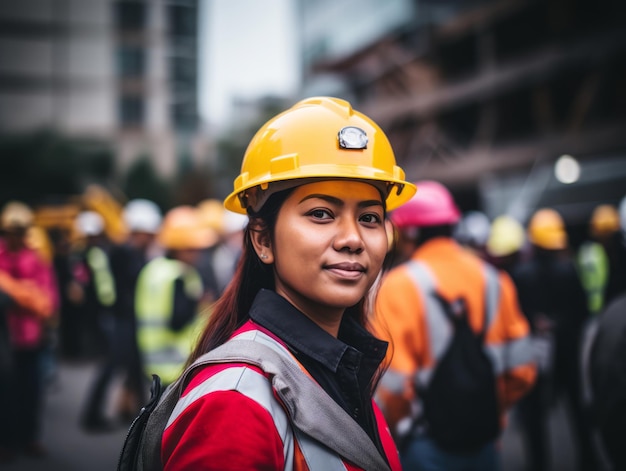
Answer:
[122,155,172,211]
[0,130,115,207]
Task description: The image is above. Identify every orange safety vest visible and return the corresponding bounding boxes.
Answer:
[374,237,536,436]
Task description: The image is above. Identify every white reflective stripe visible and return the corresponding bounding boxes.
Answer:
[406,261,452,364]
[483,264,500,331]
[580,319,599,405]
[144,347,188,366]
[137,319,168,328]
[415,367,433,389]
[294,428,348,471]
[230,330,293,360]
[166,365,294,469]
[379,369,407,393]
[484,336,535,374]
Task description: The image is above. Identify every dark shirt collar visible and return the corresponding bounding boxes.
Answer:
[248,289,387,375]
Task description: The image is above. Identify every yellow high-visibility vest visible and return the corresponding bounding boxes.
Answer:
[577,241,609,314]
[86,246,116,307]
[135,256,205,385]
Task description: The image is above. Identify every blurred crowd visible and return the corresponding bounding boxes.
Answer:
[0,182,625,470]
[0,191,247,463]
[380,185,626,471]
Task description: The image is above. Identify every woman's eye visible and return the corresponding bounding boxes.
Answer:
[308,209,333,220]
[360,213,382,224]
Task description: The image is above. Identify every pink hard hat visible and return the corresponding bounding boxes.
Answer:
[390,180,461,228]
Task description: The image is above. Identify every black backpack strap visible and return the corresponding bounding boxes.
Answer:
[117,375,163,471]
[405,260,452,385]
[482,263,500,338]
[405,260,500,389]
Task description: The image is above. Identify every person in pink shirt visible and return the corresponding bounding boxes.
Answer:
[0,201,57,462]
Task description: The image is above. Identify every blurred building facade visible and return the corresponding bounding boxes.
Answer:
[0,0,201,177]
[297,0,626,236]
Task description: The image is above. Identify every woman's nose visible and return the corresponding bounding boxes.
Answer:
[334,218,364,253]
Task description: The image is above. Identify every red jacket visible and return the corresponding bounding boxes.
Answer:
[162,322,402,471]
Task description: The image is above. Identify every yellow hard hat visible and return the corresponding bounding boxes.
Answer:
[224,96,416,214]
[590,204,619,237]
[26,226,54,264]
[528,208,567,250]
[158,206,219,250]
[486,215,525,257]
[1,201,34,230]
[197,199,225,234]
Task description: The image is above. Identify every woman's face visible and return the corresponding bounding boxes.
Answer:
[260,180,388,328]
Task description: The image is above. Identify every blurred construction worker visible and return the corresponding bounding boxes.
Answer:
[512,208,596,471]
[486,214,527,275]
[581,293,626,470]
[374,181,536,471]
[0,201,57,460]
[80,199,162,432]
[194,199,223,301]
[135,206,217,386]
[454,210,491,259]
[211,209,248,295]
[115,199,162,417]
[577,204,626,315]
[69,210,116,359]
[25,224,59,387]
[196,200,249,298]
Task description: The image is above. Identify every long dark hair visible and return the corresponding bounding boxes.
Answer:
[187,187,384,375]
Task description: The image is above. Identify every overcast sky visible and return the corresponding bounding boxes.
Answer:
[199,0,299,128]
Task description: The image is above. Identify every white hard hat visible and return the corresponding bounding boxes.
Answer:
[454,211,491,247]
[123,199,162,234]
[222,210,248,235]
[76,211,104,236]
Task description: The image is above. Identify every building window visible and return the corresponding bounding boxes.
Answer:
[115,1,147,32]
[119,96,144,127]
[171,101,197,130]
[170,56,196,83]
[117,46,145,78]
[168,4,197,37]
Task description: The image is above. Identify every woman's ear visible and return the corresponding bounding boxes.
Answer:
[249,221,274,264]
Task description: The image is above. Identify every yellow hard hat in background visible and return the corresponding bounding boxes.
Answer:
[82,184,127,244]
[158,206,219,250]
[224,96,416,214]
[26,226,54,264]
[528,208,567,250]
[486,215,525,257]
[197,199,225,235]
[590,204,619,238]
[1,201,34,231]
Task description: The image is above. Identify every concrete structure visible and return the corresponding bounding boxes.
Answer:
[297,0,626,230]
[0,0,201,177]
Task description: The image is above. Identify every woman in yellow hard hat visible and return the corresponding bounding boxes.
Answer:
[154,97,415,470]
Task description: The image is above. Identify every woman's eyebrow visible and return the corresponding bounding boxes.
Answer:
[299,194,383,208]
